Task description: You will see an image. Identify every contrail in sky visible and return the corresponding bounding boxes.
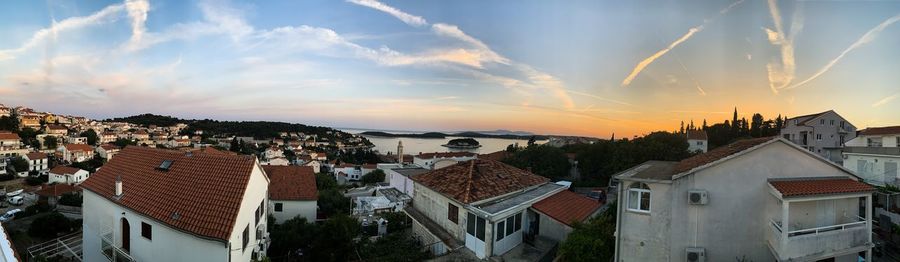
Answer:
[785,13,900,90]
[621,0,745,87]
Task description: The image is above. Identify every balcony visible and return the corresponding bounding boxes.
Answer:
[844,146,900,156]
[767,216,869,261]
[100,232,136,262]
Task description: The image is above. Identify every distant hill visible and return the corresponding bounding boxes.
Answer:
[360,130,548,140]
[360,131,447,138]
[107,114,346,140]
[106,114,183,127]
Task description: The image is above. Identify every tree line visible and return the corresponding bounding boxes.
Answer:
[678,108,786,148]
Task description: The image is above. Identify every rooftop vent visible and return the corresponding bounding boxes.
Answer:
[158,160,174,171]
[171,211,180,220]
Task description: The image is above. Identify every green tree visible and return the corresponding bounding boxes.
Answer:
[28,212,75,238]
[43,135,58,149]
[308,214,360,261]
[357,232,432,261]
[9,156,28,173]
[316,173,338,190]
[318,188,350,217]
[113,138,137,148]
[267,216,318,258]
[80,129,99,146]
[503,145,570,179]
[360,169,385,184]
[558,203,617,262]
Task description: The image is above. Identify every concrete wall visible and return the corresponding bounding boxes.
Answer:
[82,190,228,262]
[534,209,573,243]
[618,141,862,262]
[227,164,270,262]
[844,154,900,185]
[411,183,466,240]
[387,170,415,197]
[270,200,317,224]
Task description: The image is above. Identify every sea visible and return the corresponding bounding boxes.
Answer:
[340,128,545,155]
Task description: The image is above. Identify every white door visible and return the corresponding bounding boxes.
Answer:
[816,200,835,227]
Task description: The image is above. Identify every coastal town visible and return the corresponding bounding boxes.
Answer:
[0,102,897,262]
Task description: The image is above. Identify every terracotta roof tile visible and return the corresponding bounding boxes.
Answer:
[263,166,317,201]
[416,152,477,159]
[859,126,900,136]
[0,133,20,140]
[26,152,48,160]
[411,159,548,204]
[673,137,774,173]
[49,166,84,176]
[531,190,601,226]
[36,184,80,197]
[686,130,708,140]
[65,144,93,152]
[80,146,258,242]
[769,178,874,197]
[479,151,509,161]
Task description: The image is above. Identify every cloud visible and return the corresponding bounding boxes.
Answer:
[763,0,803,94]
[124,0,150,48]
[346,0,427,27]
[872,93,899,108]
[0,3,126,60]
[786,13,900,90]
[621,0,744,87]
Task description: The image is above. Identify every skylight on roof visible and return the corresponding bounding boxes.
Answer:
[159,160,174,170]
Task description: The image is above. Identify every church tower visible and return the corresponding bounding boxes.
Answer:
[397,140,404,165]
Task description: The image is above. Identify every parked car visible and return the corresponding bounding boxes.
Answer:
[5,189,23,197]
[0,209,22,222]
[7,196,24,206]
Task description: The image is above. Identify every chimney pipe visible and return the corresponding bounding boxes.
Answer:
[115,175,123,196]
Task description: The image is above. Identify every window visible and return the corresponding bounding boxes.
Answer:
[696,141,703,145]
[816,134,822,140]
[476,216,485,241]
[840,121,845,128]
[448,204,458,224]
[141,222,152,240]
[896,137,899,147]
[274,203,283,212]
[830,120,834,126]
[467,213,476,235]
[496,221,505,241]
[505,216,514,235]
[627,183,651,213]
[515,213,522,231]
[242,225,250,252]
[820,119,825,125]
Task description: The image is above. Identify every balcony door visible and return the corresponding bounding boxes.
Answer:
[121,217,131,252]
[816,200,835,228]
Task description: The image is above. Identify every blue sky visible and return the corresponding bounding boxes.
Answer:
[1,0,899,137]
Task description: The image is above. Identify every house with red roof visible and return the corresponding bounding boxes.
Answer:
[49,166,89,185]
[60,143,94,163]
[613,137,875,262]
[686,130,708,153]
[24,152,49,174]
[406,159,585,260]
[842,125,900,224]
[263,166,317,223]
[0,132,27,157]
[80,146,271,262]
[96,144,121,160]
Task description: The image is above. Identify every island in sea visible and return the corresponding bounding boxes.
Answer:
[441,138,482,149]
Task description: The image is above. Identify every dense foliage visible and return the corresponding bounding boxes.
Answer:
[58,193,83,207]
[503,145,570,179]
[28,212,77,238]
[558,203,617,262]
[79,129,98,146]
[336,149,380,165]
[679,108,785,148]
[106,113,182,127]
[356,232,432,261]
[317,189,350,217]
[566,131,692,186]
[360,169,386,184]
[43,135,58,149]
[70,154,105,172]
[0,115,18,131]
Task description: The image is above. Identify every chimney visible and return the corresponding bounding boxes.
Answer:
[115,175,123,197]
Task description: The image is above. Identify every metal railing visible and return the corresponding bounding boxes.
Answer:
[770,216,867,237]
[844,146,900,156]
[101,232,136,262]
[27,231,83,261]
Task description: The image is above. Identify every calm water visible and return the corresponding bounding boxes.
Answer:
[341,129,544,155]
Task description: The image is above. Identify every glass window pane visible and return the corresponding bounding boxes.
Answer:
[628,190,639,209]
[506,217,514,235]
[515,213,522,231]
[640,191,651,211]
[496,221,505,240]
[467,213,476,235]
[476,217,485,241]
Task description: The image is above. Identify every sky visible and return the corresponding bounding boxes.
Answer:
[1,0,899,138]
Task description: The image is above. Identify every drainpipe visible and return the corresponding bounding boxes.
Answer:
[614,180,623,261]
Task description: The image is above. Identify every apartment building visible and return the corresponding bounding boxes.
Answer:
[842,126,900,225]
[781,110,857,163]
[81,147,270,262]
[614,137,874,262]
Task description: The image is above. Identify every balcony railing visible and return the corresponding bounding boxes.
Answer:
[768,216,869,261]
[100,232,136,262]
[844,146,900,156]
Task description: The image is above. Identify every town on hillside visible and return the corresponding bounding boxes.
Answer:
[0,102,897,261]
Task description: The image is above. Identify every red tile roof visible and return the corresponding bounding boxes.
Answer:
[99,144,121,151]
[49,166,84,176]
[859,126,900,136]
[686,130,708,140]
[65,144,93,152]
[36,184,80,197]
[479,151,509,161]
[769,178,874,197]
[0,133,20,140]
[25,152,48,160]
[673,137,774,173]
[80,146,259,242]
[263,166,317,201]
[416,152,477,159]
[531,190,601,226]
[411,159,548,204]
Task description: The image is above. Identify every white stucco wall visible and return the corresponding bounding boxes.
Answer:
[49,170,89,185]
[270,200,317,223]
[618,141,865,262]
[843,153,900,186]
[412,184,466,240]
[227,164,270,262]
[533,209,573,243]
[388,170,415,197]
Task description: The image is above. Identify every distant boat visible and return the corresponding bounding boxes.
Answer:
[5,189,23,197]
[441,138,482,149]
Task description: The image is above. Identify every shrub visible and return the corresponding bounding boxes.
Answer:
[58,193,82,207]
[28,212,74,238]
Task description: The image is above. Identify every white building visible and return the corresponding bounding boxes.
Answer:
[0,132,28,157]
[24,152,49,174]
[386,167,429,198]
[332,163,377,182]
[841,126,900,225]
[686,130,708,153]
[264,166,318,224]
[781,110,856,163]
[48,166,89,185]
[261,157,290,166]
[80,146,270,262]
[60,144,94,163]
[613,137,874,262]
[413,152,477,170]
[96,144,121,160]
[407,159,595,260]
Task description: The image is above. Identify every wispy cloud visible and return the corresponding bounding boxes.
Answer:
[0,3,126,60]
[872,93,899,107]
[763,0,803,94]
[346,0,427,27]
[621,0,744,87]
[786,13,900,90]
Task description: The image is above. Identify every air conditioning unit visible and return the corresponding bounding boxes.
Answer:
[686,247,706,262]
[688,190,708,205]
